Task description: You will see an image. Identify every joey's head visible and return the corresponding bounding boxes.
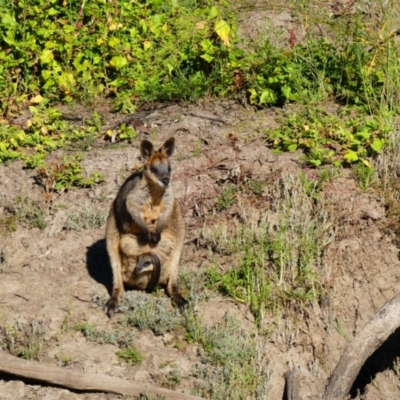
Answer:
[140,137,175,189]
[134,253,154,275]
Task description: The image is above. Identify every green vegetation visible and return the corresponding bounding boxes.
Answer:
[266,108,391,167]
[0,320,48,360]
[353,162,377,190]
[0,104,100,164]
[1,0,399,170]
[117,346,144,366]
[66,205,107,231]
[189,314,269,398]
[95,286,268,398]
[203,172,337,326]
[120,292,182,336]
[216,183,236,211]
[36,155,104,192]
[0,195,48,233]
[74,322,98,342]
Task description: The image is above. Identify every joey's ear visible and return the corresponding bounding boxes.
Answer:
[159,137,175,158]
[140,140,155,160]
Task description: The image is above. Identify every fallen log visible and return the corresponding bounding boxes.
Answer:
[0,350,203,400]
[323,293,400,400]
[283,293,400,400]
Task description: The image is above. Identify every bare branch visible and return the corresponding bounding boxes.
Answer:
[324,293,400,400]
[0,350,203,400]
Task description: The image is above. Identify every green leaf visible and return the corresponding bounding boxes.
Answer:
[41,70,52,80]
[201,39,214,54]
[214,19,230,46]
[110,56,127,69]
[370,138,384,154]
[40,49,54,65]
[310,159,322,167]
[288,144,297,152]
[47,7,59,16]
[108,37,120,48]
[248,88,257,105]
[1,14,17,29]
[201,53,214,62]
[281,86,292,99]
[355,131,370,140]
[259,89,275,105]
[109,78,123,87]
[344,150,359,162]
[209,6,220,19]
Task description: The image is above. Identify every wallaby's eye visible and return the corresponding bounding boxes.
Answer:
[150,167,158,174]
[168,165,172,173]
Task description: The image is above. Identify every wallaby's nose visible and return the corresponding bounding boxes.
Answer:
[162,177,170,186]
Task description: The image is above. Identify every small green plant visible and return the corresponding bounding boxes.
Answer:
[245,179,265,196]
[185,313,270,399]
[203,172,337,323]
[0,196,48,233]
[178,269,208,305]
[0,320,48,360]
[117,346,144,366]
[105,123,138,143]
[36,156,104,192]
[192,140,202,157]
[207,249,272,325]
[74,322,98,342]
[153,362,182,389]
[99,328,135,349]
[265,108,391,167]
[216,183,236,211]
[0,104,103,166]
[353,163,376,190]
[164,367,182,389]
[56,350,73,366]
[66,206,107,231]
[299,168,340,199]
[121,292,182,335]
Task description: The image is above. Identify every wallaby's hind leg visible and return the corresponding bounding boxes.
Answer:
[169,283,188,310]
[106,286,122,318]
[165,245,188,310]
[105,213,124,318]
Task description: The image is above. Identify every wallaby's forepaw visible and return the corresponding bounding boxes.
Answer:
[151,231,161,244]
[105,298,118,319]
[140,229,152,243]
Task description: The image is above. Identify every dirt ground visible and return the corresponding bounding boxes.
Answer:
[1,97,400,400]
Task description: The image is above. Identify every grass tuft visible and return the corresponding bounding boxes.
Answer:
[203,172,337,325]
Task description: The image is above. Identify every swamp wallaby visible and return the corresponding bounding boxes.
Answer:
[105,137,187,318]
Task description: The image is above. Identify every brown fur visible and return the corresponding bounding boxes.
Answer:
[105,137,187,318]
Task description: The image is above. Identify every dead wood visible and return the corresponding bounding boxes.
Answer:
[284,369,301,400]
[323,293,400,400]
[282,293,400,400]
[0,350,203,400]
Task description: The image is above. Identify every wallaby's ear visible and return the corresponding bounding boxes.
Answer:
[140,140,155,160]
[159,137,175,158]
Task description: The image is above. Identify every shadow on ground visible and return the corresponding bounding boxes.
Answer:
[350,327,400,398]
[86,239,113,295]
